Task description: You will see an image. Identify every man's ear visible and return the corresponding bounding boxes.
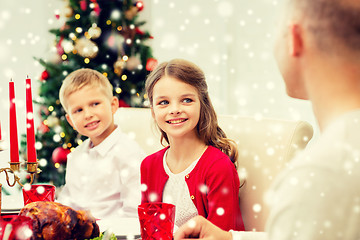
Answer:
[111,96,119,114]
[289,24,303,57]
[65,114,75,129]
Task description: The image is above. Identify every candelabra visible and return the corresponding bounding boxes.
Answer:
[0,141,38,214]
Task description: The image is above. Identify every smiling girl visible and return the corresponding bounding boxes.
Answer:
[140,59,245,231]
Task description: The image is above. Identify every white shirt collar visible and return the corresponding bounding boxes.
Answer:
[89,125,121,158]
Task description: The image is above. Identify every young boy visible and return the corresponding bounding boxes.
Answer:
[57,68,146,231]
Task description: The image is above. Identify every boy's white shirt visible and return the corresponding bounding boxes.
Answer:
[57,125,146,230]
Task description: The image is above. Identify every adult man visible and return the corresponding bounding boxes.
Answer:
[174,0,360,239]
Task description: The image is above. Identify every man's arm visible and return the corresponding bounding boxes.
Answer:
[174,216,232,240]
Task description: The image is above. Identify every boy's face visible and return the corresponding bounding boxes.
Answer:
[65,85,118,146]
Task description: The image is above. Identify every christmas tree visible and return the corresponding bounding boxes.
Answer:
[20,0,157,187]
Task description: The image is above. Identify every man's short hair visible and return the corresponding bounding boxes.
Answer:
[292,0,360,52]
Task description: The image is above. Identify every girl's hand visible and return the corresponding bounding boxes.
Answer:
[174,216,232,240]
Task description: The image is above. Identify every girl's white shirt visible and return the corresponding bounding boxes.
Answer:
[162,148,199,228]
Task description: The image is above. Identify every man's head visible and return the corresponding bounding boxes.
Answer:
[59,68,114,112]
[274,0,360,99]
[291,0,360,52]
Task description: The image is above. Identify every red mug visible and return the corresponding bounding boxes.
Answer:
[138,202,175,240]
[22,184,56,206]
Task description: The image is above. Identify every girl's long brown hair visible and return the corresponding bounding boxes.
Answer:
[145,59,238,167]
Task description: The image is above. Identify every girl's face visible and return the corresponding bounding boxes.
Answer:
[151,76,201,141]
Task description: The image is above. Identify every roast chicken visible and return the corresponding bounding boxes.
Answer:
[19,201,100,240]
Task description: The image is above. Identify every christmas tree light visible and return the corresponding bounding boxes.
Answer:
[19,0,155,187]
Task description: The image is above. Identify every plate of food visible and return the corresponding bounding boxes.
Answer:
[15,201,142,240]
[90,233,141,240]
[18,201,100,240]
[91,231,141,240]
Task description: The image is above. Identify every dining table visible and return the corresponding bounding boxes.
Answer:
[1,193,142,239]
[1,194,270,240]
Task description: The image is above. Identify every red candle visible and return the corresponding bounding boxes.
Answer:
[9,80,19,163]
[26,78,37,163]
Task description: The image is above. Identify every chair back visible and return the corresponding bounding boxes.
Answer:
[114,107,314,231]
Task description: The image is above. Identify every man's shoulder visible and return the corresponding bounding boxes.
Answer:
[266,132,360,240]
[269,131,360,203]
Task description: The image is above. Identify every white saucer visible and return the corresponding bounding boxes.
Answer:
[97,217,141,237]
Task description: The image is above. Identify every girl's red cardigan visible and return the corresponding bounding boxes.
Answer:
[141,146,245,231]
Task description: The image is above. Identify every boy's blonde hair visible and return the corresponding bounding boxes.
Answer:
[59,68,113,112]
